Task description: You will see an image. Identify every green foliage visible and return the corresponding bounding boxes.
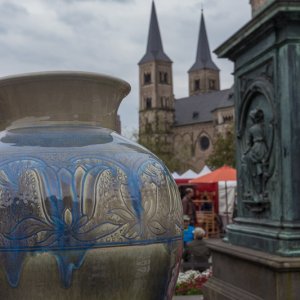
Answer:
[138,137,180,172]
[175,284,203,295]
[206,126,236,169]
[124,129,180,171]
[143,143,180,172]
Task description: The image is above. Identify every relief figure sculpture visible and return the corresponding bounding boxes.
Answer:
[241,108,268,202]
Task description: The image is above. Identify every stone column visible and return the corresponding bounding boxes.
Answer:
[204,1,300,299]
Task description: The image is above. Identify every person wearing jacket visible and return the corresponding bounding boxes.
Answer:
[182,227,211,272]
[182,188,196,225]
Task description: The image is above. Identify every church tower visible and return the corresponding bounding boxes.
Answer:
[138,1,174,160]
[188,10,220,96]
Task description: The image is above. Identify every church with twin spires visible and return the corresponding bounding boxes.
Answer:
[138,2,234,172]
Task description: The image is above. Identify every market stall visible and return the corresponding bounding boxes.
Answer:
[189,165,237,234]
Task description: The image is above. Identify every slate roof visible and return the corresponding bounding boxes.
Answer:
[139,2,172,65]
[174,88,233,126]
[189,11,219,72]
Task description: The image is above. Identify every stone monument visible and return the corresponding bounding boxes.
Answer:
[204,1,300,299]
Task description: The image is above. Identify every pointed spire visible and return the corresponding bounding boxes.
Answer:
[189,10,219,72]
[139,1,172,65]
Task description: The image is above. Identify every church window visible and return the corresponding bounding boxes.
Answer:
[194,79,200,91]
[209,79,216,90]
[164,72,168,83]
[159,72,168,84]
[199,136,210,151]
[145,97,152,109]
[160,96,169,108]
[165,97,169,107]
[224,115,233,122]
[144,73,152,84]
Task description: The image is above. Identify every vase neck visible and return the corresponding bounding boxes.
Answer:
[0,72,130,132]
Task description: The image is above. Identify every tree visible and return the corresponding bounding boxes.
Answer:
[206,126,236,169]
[138,138,181,172]
[124,129,180,171]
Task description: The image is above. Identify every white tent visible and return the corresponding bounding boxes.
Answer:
[197,165,211,177]
[180,169,198,179]
[218,181,237,227]
[172,166,212,179]
[171,172,181,179]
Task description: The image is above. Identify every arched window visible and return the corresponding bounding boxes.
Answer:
[209,79,216,90]
[194,79,200,91]
[144,73,151,84]
[159,72,168,84]
[145,97,152,109]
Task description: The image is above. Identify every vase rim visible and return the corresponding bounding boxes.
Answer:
[0,70,131,93]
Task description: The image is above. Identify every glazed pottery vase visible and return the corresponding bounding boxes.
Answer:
[0,72,183,300]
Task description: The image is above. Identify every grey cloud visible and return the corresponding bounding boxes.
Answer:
[0,2,27,34]
[58,12,97,27]
[0,25,7,34]
[0,0,250,133]
[0,2,28,17]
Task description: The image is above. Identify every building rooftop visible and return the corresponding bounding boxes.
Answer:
[188,10,219,72]
[174,88,233,126]
[139,1,172,65]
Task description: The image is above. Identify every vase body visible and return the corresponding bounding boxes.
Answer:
[0,72,183,300]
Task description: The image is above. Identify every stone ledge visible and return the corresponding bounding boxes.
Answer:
[204,277,263,300]
[206,239,300,271]
[204,240,300,299]
[206,238,300,270]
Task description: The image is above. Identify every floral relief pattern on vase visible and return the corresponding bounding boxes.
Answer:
[0,154,182,287]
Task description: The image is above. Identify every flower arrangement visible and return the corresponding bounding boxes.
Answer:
[175,269,212,295]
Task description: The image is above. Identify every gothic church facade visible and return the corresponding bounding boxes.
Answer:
[138,2,234,172]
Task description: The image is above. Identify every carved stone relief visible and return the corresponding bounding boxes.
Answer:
[238,77,275,212]
[241,108,269,201]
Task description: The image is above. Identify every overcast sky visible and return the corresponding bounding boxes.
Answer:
[0,0,251,136]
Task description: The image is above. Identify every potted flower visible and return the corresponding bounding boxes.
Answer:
[174,269,211,298]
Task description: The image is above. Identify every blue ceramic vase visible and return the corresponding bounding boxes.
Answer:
[0,72,183,300]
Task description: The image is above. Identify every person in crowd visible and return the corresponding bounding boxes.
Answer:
[200,192,213,211]
[182,227,211,272]
[183,215,194,247]
[182,188,196,225]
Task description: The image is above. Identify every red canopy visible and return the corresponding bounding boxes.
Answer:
[189,165,236,183]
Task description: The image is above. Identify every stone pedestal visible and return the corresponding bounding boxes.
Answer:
[203,240,300,300]
[215,0,300,256]
[204,1,300,299]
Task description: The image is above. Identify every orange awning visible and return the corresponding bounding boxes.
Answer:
[189,165,236,183]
